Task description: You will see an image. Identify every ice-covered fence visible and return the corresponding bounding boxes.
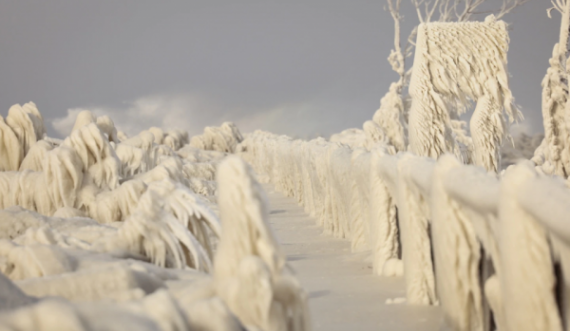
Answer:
[430,157,569,331]
[240,131,570,331]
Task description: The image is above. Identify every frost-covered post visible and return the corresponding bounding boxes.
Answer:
[407,17,521,171]
[499,163,562,331]
[369,146,401,274]
[396,154,437,305]
[430,155,484,330]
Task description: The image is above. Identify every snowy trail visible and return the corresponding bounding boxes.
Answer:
[264,184,443,331]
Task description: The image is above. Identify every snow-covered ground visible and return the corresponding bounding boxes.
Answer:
[263,184,443,331]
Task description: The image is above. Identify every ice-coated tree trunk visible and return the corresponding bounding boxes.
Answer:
[470,95,504,172]
[407,23,455,159]
[540,48,568,177]
[537,0,570,177]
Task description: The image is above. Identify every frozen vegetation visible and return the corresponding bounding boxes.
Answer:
[0,103,309,331]
[4,1,570,331]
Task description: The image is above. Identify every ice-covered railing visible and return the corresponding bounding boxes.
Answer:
[240,130,570,331]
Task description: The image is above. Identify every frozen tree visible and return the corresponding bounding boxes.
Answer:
[373,0,527,158]
[533,0,570,177]
[373,83,407,151]
[407,1,527,172]
[372,0,408,152]
[407,16,521,171]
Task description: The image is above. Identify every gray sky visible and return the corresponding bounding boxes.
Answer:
[0,1,559,138]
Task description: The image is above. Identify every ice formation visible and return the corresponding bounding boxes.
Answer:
[6,102,46,157]
[533,43,570,177]
[349,149,371,252]
[372,83,407,152]
[190,122,243,153]
[0,104,311,331]
[338,15,521,173]
[2,4,570,331]
[241,131,408,290]
[394,154,437,305]
[498,164,563,331]
[369,147,400,275]
[0,102,47,172]
[0,115,24,172]
[215,156,310,331]
[430,155,484,330]
[329,128,366,148]
[408,17,520,171]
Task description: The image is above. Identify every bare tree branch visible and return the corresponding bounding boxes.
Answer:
[548,0,566,18]
[386,0,406,81]
[495,0,531,19]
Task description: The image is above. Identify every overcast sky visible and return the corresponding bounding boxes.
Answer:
[0,1,559,138]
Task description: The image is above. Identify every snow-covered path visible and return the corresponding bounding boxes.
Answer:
[264,184,443,331]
